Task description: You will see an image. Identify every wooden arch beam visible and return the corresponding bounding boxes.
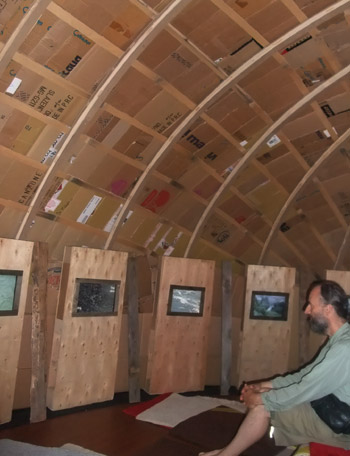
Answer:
[15,0,189,240]
[104,0,350,249]
[184,61,350,258]
[333,225,350,270]
[258,128,350,264]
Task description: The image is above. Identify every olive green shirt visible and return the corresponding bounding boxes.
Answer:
[262,323,350,412]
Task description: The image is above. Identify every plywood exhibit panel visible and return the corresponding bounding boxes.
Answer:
[238,265,296,385]
[47,247,128,410]
[146,256,215,394]
[0,238,33,424]
[326,270,350,293]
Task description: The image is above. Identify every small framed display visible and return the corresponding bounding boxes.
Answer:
[250,291,289,321]
[167,285,205,316]
[0,269,23,316]
[72,278,120,316]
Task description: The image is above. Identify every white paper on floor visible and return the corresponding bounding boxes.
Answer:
[136,393,246,428]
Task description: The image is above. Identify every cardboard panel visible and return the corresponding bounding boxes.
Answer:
[247,1,298,42]
[0,238,33,424]
[146,256,215,393]
[136,91,188,135]
[139,29,180,69]
[47,246,128,410]
[173,3,251,60]
[136,177,180,215]
[102,3,150,50]
[0,0,35,42]
[67,45,117,94]
[238,265,296,384]
[108,67,161,116]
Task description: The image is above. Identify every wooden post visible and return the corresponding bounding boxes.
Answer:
[30,241,48,423]
[127,256,141,403]
[221,261,232,396]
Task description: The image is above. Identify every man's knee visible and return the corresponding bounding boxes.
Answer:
[248,404,270,419]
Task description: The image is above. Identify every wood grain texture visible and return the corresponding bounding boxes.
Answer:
[127,256,141,403]
[326,270,350,294]
[238,265,296,385]
[220,260,232,396]
[30,241,48,423]
[146,256,215,394]
[47,247,128,410]
[0,238,33,424]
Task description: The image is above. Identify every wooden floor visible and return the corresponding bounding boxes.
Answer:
[0,401,169,456]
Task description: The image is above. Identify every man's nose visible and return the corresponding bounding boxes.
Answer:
[304,303,311,314]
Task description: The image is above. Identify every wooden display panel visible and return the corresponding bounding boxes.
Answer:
[0,238,33,424]
[146,256,215,394]
[47,246,128,410]
[238,265,296,385]
[326,270,350,294]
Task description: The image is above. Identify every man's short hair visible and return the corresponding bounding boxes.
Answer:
[307,279,349,320]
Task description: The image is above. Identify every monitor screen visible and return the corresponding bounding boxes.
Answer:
[250,291,289,321]
[73,278,120,316]
[167,285,205,316]
[0,270,23,316]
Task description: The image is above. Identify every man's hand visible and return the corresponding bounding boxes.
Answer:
[240,381,272,408]
[240,382,271,397]
[240,388,263,408]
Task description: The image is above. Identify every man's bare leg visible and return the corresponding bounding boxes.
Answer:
[199,405,270,456]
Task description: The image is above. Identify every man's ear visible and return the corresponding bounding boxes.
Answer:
[325,304,333,316]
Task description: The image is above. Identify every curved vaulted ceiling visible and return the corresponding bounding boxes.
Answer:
[0,0,350,277]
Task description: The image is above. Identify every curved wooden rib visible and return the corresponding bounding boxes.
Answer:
[333,225,350,270]
[15,0,189,240]
[0,0,52,76]
[105,0,350,250]
[258,128,350,264]
[184,62,350,258]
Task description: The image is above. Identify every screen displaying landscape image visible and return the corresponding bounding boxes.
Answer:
[250,291,289,321]
[73,279,120,316]
[168,285,205,316]
[0,270,22,315]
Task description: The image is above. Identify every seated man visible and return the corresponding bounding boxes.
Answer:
[200,280,350,456]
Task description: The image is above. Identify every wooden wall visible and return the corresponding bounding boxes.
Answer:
[47,247,128,410]
[326,270,350,293]
[0,238,33,424]
[238,265,296,385]
[145,256,215,394]
[9,252,246,411]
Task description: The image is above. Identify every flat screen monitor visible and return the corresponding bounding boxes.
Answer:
[167,285,205,316]
[0,270,23,316]
[72,278,120,316]
[250,291,289,321]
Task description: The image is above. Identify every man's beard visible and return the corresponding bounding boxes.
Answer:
[308,315,328,335]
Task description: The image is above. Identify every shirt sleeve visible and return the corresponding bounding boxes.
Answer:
[270,343,329,389]
[262,341,350,411]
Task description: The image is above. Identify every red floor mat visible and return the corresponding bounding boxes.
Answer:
[310,442,350,455]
